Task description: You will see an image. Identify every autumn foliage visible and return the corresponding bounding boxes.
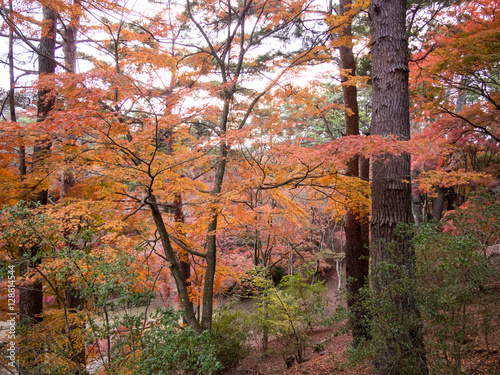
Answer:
[0,0,499,373]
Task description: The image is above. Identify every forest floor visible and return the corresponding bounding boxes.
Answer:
[220,267,374,375]
[221,323,373,375]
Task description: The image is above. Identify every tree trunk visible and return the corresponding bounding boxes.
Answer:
[148,195,202,333]
[19,4,57,326]
[360,156,370,252]
[412,169,424,225]
[34,4,57,192]
[65,279,86,374]
[413,190,423,225]
[60,8,87,372]
[162,127,191,288]
[201,141,228,331]
[432,186,447,222]
[369,0,428,373]
[338,0,370,345]
[37,6,57,121]
[158,115,193,319]
[173,194,191,287]
[18,246,43,325]
[62,10,78,73]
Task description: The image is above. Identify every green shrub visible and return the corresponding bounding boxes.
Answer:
[211,308,251,368]
[111,309,222,375]
[415,224,500,375]
[251,271,330,363]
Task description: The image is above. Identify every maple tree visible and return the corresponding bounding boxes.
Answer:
[410,0,500,220]
[4,0,338,338]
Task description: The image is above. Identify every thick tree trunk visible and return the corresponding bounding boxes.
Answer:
[34,4,57,186]
[60,8,87,372]
[369,0,428,373]
[19,5,57,326]
[339,0,370,345]
[37,7,57,119]
[62,21,77,73]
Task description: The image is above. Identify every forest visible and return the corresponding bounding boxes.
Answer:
[0,0,498,374]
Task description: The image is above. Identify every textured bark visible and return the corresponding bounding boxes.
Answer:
[360,156,370,253]
[34,5,57,185]
[369,0,428,373]
[339,0,370,345]
[62,22,77,73]
[19,5,57,326]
